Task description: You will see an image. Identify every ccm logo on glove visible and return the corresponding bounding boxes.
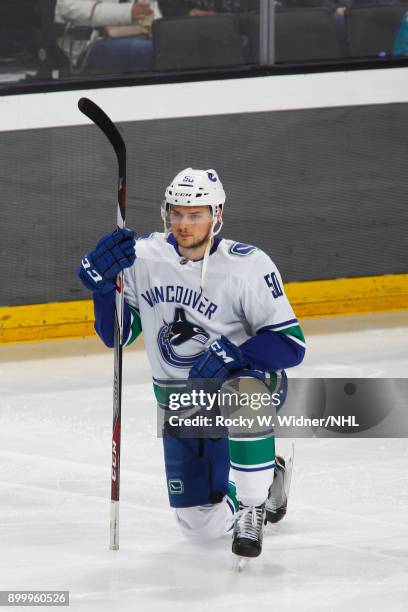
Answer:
[210,340,235,364]
[81,256,103,283]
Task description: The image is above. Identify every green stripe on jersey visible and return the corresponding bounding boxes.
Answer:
[153,382,189,407]
[125,305,142,347]
[229,436,275,467]
[279,324,305,343]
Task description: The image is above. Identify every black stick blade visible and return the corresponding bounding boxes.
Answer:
[78,97,126,177]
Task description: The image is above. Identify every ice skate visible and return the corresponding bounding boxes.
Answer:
[232,502,265,570]
[265,448,294,524]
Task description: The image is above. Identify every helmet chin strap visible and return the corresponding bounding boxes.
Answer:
[162,201,170,237]
[200,208,223,295]
[200,232,212,296]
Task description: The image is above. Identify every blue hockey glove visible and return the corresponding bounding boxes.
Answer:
[77,228,136,294]
[188,336,249,392]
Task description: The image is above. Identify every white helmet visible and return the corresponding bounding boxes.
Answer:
[162,168,225,237]
[164,167,226,210]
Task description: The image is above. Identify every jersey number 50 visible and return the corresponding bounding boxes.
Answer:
[264,272,283,299]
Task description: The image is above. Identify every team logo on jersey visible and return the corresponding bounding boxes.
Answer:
[207,172,217,182]
[229,242,257,256]
[158,307,209,368]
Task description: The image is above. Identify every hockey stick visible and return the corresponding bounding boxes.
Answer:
[78,97,126,551]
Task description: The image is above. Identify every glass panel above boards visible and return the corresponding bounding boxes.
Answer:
[1,0,408,92]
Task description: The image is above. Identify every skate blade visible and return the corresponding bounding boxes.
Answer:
[232,555,250,572]
[283,444,295,500]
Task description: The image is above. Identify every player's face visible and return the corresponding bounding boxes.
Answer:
[170,205,213,249]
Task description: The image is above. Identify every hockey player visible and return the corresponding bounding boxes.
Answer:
[77,168,305,560]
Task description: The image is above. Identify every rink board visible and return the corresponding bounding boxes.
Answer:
[1,99,408,308]
[1,70,407,342]
[0,273,407,344]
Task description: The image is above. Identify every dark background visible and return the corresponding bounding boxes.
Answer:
[1,102,407,306]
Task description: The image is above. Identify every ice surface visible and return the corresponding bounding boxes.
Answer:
[0,313,407,612]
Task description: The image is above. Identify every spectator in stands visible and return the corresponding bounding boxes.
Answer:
[55,0,161,74]
[393,10,408,55]
[332,0,408,55]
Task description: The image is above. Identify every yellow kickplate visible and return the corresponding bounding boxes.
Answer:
[0,274,407,344]
[0,300,95,344]
[286,273,408,319]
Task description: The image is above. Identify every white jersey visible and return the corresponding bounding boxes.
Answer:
[124,233,300,403]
